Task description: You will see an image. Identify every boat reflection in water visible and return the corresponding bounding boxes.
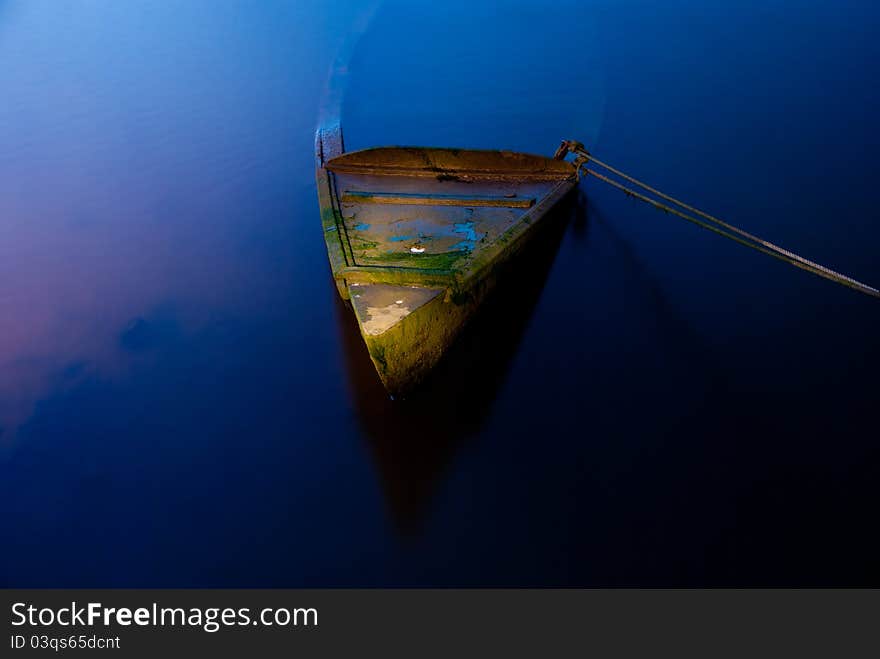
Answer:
[335,192,585,533]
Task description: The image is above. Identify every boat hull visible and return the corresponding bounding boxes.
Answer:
[316,126,576,394]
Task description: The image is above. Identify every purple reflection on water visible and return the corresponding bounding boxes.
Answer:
[0,0,339,440]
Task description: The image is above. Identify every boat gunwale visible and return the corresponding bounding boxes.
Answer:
[326,144,575,181]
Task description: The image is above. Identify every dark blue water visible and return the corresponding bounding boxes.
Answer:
[1,0,878,586]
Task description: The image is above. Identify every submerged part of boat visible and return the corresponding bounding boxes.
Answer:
[316,125,577,394]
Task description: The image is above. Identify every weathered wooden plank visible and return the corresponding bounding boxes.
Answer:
[341,191,535,208]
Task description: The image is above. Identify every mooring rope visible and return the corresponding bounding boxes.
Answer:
[555,141,879,298]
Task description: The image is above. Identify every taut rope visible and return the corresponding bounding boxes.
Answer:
[555,140,879,299]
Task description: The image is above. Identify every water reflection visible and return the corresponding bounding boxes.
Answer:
[0,0,334,449]
[586,203,723,390]
[338,194,579,533]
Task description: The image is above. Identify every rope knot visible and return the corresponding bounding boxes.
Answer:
[553,139,587,160]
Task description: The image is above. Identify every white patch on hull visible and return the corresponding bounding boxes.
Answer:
[362,303,412,336]
[348,284,444,337]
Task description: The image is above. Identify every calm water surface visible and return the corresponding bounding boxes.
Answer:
[1,0,878,586]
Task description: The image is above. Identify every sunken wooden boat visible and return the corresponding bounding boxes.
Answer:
[316,123,577,394]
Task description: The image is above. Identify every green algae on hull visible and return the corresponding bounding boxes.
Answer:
[362,249,470,271]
